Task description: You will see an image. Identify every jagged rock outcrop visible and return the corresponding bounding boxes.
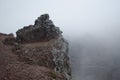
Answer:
[0,14,71,80]
[16,14,62,43]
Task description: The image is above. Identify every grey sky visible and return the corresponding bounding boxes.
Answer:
[1,0,120,80]
[0,0,120,35]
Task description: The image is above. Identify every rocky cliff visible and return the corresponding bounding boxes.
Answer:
[0,14,71,80]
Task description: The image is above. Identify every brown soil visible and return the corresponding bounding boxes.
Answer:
[0,34,65,80]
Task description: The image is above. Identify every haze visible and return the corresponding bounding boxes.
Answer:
[0,0,120,80]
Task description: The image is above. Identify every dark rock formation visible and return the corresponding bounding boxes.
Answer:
[16,14,62,43]
[2,33,16,45]
[0,33,7,37]
[0,14,71,80]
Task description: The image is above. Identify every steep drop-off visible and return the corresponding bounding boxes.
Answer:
[0,14,71,80]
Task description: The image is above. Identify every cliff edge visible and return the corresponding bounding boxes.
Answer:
[0,14,71,80]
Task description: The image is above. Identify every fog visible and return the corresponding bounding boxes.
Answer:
[68,27,120,80]
[0,0,120,80]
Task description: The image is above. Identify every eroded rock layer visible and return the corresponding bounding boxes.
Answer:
[0,14,71,80]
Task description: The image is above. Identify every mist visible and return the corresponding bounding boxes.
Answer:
[68,26,120,80]
[0,0,120,80]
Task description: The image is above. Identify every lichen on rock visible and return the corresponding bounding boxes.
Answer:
[51,37,71,80]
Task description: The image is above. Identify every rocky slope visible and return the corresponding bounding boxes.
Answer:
[0,14,71,80]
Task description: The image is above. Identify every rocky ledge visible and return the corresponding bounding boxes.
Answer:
[16,14,62,43]
[0,14,71,80]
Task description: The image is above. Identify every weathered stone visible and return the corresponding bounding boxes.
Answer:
[0,14,71,80]
[16,14,62,43]
[14,35,71,80]
[35,14,50,26]
[2,33,16,45]
[0,33,7,37]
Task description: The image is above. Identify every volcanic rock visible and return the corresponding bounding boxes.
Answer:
[0,14,71,80]
[16,14,62,43]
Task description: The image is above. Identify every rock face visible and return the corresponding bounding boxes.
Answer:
[0,14,71,80]
[16,14,62,43]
